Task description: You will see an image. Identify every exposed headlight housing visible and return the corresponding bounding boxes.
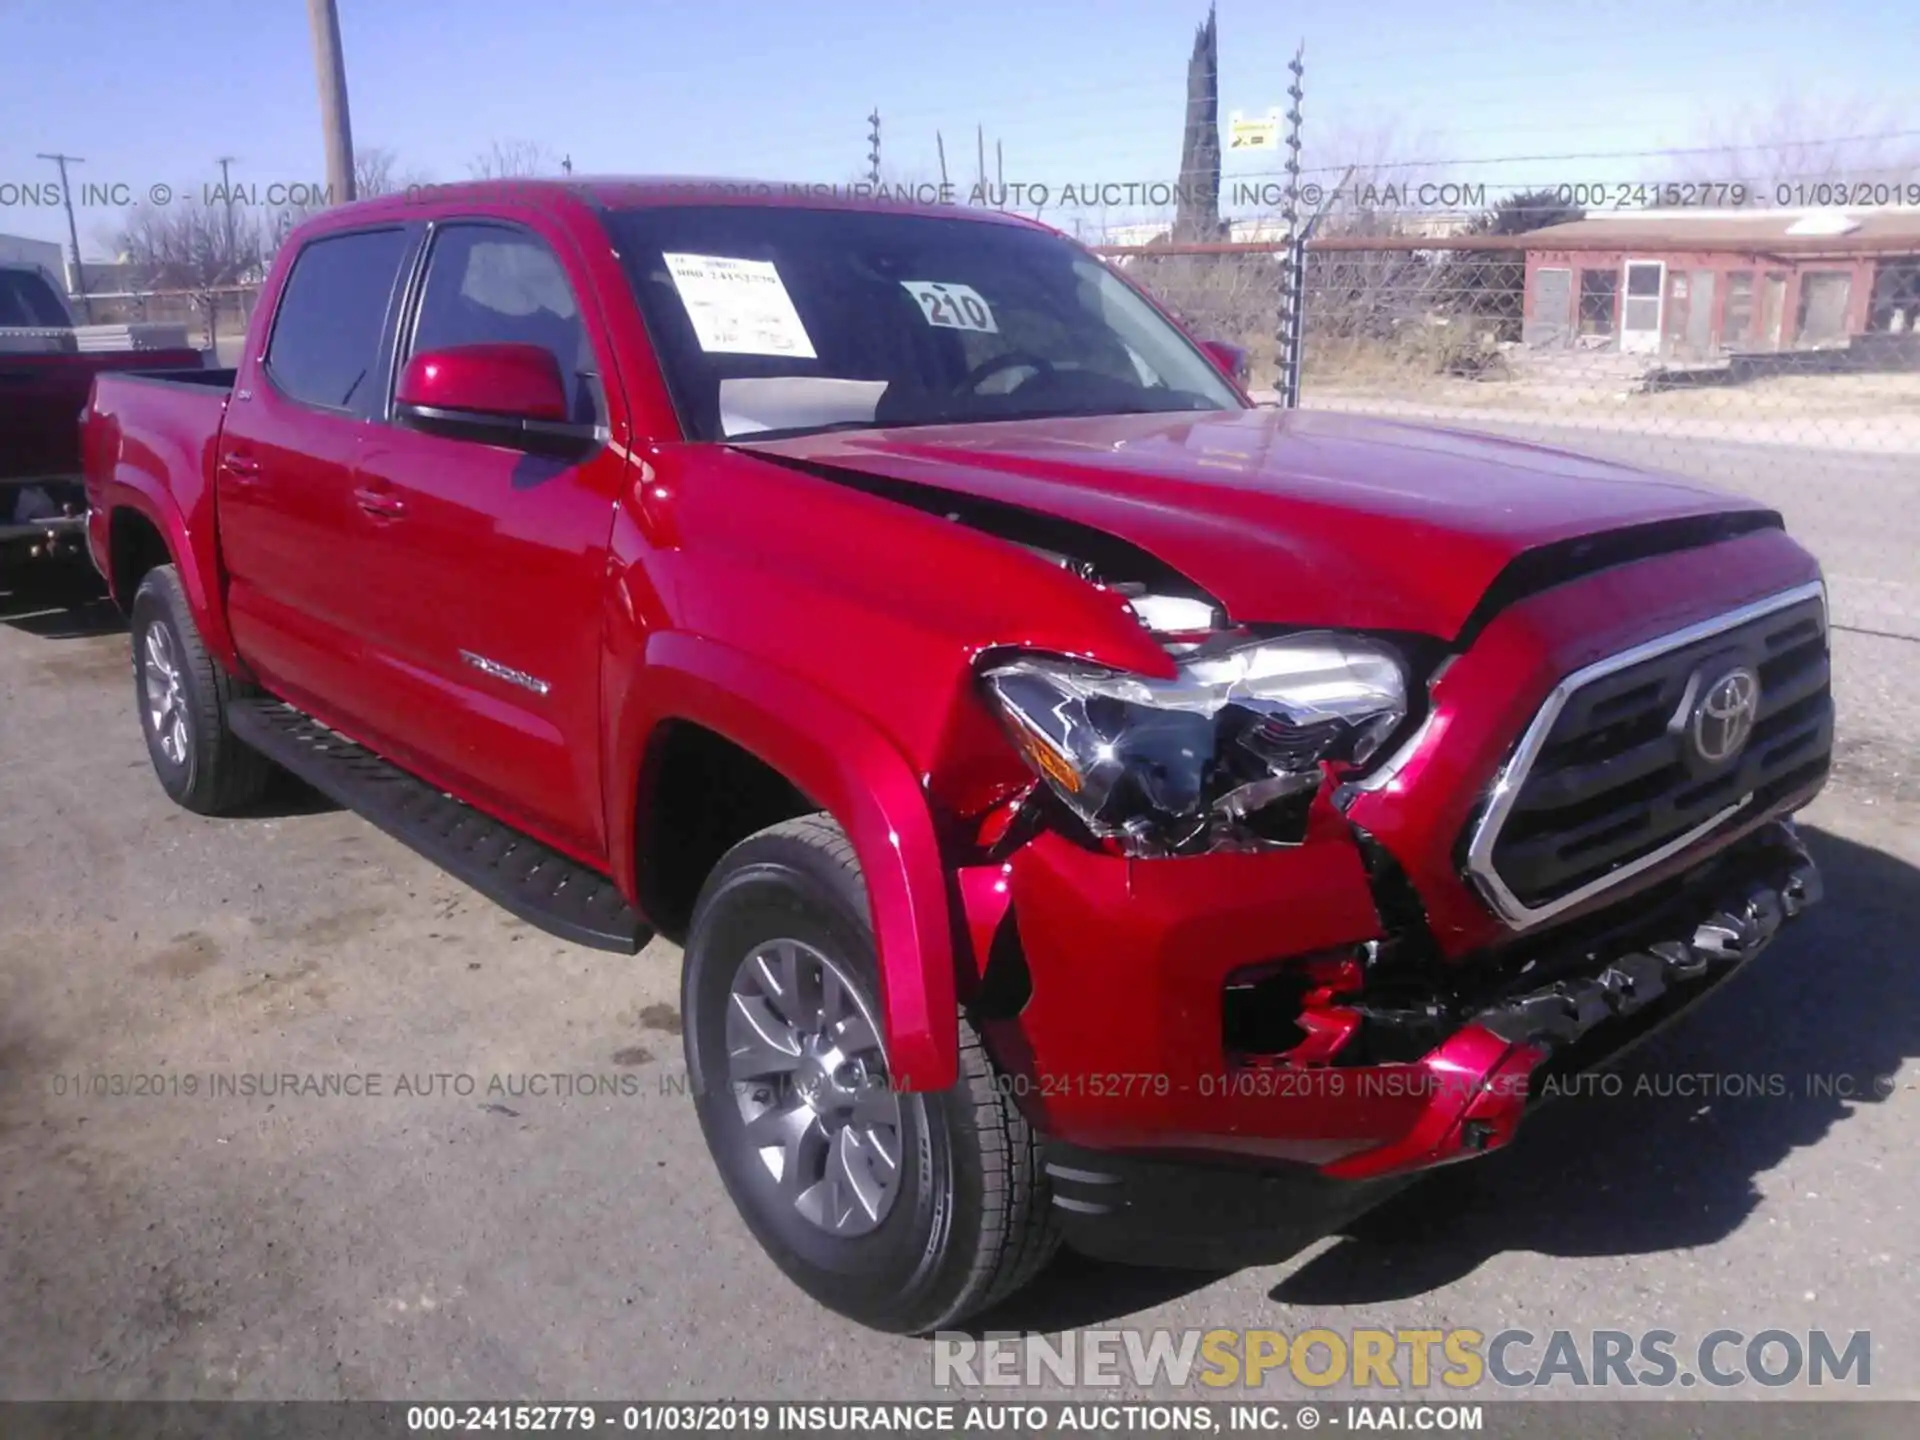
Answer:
[981,631,1408,856]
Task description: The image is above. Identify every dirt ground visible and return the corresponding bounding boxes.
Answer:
[1,567,1915,1406]
[1300,355,1920,445]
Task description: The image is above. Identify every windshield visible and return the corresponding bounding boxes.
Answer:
[603,205,1244,442]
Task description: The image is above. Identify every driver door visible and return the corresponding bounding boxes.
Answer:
[345,219,623,859]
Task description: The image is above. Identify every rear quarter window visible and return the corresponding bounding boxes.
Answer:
[264,227,413,411]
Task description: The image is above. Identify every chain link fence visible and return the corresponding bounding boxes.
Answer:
[75,283,263,363]
[76,225,1920,643]
[1099,228,1920,647]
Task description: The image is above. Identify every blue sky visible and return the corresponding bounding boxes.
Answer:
[3,0,1916,257]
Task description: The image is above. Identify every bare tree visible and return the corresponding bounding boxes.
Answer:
[1302,115,1450,237]
[114,199,269,346]
[257,144,430,255]
[355,144,431,198]
[1284,118,1455,352]
[469,140,559,179]
[1681,93,1920,191]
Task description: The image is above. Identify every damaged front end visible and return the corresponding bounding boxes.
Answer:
[978,628,1413,857]
[1311,818,1820,1180]
[934,511,1827,1213]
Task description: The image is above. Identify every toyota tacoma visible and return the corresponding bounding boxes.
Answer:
[81,179,1831,1333]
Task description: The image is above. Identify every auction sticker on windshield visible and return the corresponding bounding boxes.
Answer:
[663,253,818,358]
[901,280,999,334]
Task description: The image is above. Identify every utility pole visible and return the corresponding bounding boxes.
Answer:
[305,0,356,204]
[866,109,881,185]
[215,156,239,269]
[36,151,92,321]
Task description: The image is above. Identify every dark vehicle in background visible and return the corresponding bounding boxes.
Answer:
[82,180,1830,1334]
[1,262,203,579]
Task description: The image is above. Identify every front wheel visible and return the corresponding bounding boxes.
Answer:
[682,814,1059,1333]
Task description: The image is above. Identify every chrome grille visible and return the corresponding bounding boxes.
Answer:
[1466,583,1832,928]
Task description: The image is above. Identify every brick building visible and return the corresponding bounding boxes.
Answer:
[1521,209,1920,358]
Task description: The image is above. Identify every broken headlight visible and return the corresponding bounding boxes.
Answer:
[981,632,1407,856]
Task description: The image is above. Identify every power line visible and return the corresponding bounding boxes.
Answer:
[1224,127,1920,178]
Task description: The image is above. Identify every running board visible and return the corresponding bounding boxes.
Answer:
[228,697,648,953]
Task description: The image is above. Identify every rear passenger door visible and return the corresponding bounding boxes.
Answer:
[218,224,419,719]
[346,219,623,860]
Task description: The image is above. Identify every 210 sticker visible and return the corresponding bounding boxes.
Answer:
[901,280,998,334]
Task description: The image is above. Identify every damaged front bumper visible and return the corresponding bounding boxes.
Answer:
[970,817,1820,1266]
[1319,819,1820,1181]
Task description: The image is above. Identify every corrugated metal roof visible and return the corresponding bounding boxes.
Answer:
[1526,208,1920,250]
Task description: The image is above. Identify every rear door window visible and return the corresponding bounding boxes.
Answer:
[265,227,413,413]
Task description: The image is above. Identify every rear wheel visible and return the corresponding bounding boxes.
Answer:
[130,564,273,815]
[682,813,1059,1333]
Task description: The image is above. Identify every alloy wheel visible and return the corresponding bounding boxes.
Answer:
[725,938,903,1237]
[142,622,190,766]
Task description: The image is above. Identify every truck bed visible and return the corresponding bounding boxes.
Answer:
[2,348,212,485]
[77,366,238,557]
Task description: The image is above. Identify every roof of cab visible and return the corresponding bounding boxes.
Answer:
[325,175,1053,231]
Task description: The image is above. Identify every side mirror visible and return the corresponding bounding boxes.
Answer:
[1199,338,1250,385]
[394,343,596,454]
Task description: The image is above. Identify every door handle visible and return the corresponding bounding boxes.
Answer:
[220,451,261,481]
[352,485,407,519]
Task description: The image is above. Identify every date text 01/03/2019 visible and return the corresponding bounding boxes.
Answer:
[1550,180,1920,210]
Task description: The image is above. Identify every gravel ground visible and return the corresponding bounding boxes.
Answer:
[1,564,1915,1408]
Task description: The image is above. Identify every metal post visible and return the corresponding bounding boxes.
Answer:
[1288,166,1352,411]
[36,152,92,322]
[867,110,882,185]
[1274,45,1305,406]
[306,0,356,205]
[213,155,237,348]
[215,156,238,261]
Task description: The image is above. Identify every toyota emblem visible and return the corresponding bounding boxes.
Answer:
[1691,667,1761,765]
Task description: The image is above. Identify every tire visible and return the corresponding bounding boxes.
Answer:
[129,564,274,815]
[682,813,1059,1333]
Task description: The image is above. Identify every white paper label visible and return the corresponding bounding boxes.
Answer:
[900,280,998,334]
[663,253,817,358]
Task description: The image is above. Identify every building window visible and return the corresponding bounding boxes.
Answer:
[1578,268,1617,336]
[1722,270,1754,347]
[1869,260,1920,333]
[1794,270,1853,345]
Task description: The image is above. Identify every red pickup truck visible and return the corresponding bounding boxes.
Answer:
[2,262,203,577]
[82,179,1830,1333]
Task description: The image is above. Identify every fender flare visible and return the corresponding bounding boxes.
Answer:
[101,470,238,672]
[612,630,959,1091]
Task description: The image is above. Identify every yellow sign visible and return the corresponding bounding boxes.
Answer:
[1228,109,1281,150]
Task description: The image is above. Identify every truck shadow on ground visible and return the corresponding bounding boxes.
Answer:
[976,823,1915,1331]
[1268,822,1917,1306]
[0,567,125,640]
[0,570,342,817]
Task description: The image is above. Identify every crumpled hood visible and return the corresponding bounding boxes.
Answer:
[748,407,1774,638]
